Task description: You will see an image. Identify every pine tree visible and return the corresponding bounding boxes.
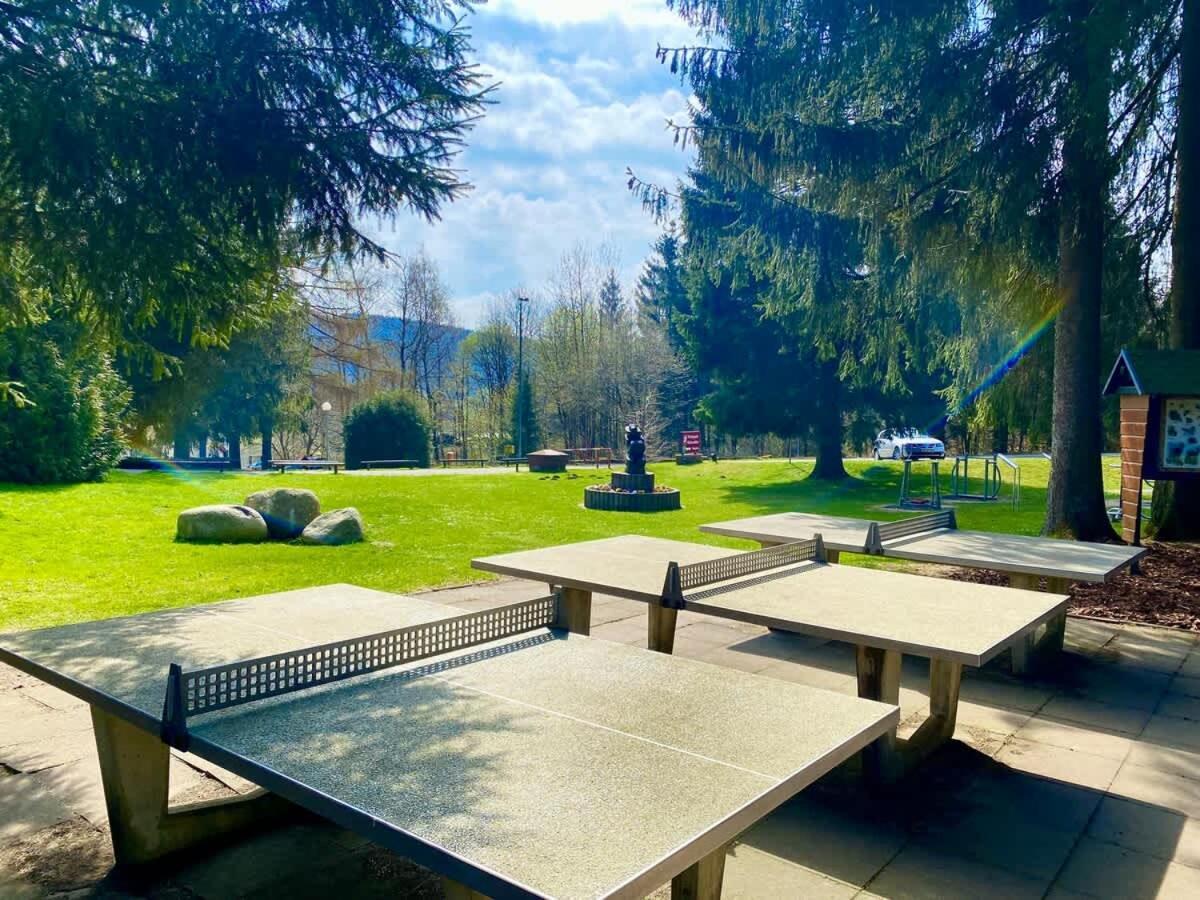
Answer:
[510,368,540,456]
[599,271,624,325]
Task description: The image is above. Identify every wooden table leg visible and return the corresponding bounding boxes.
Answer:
[648,604,679,654]
[671,843,728,900]
[555,586,592,635]
[92,707,292,865]
[855,645,901,781]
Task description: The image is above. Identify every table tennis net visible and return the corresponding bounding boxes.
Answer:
[165,595,558,729]
[870,509,957,551]
[658,537,826,610]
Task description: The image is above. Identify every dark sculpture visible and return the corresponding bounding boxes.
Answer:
[625,423,647,475]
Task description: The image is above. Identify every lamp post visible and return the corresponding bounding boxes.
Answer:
[320,401,332,459]
[516,296,530,458]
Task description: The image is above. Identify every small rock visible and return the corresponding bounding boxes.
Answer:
[301,507,365,546]
[177,505,268,543]
[244,488,320,539]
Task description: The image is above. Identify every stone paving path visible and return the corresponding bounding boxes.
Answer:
[2,579,1199,898]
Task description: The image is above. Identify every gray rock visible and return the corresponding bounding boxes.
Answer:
[300,507,365,546]
[244,487,321,539]
[177,505,269,543]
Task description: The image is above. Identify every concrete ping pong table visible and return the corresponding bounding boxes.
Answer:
[699,509,1146,671]
[473,534,1069,778]
[0,584,896,900]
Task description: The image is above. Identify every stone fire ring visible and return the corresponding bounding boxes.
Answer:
[584,485,681,511]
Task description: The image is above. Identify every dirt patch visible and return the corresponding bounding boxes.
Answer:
[946,541,1200,632]
[0,817,114,893]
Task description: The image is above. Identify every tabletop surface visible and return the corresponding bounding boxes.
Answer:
[700,513,1146,581]
[473,536,1070,665]
[700,512,876,552]
[0,585,895,900]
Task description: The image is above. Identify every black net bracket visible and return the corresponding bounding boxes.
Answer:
[160,663,191,751]
[660,562,686,610]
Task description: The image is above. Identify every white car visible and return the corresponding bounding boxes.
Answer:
[873,428,946,461]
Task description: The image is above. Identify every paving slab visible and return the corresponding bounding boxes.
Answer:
[1056,835,1200,898]
[0,774,73,841]
[993,738,1123,791]
[1037,695,1154,736]
[721,844,858,899]
[1168,674,1200,699]
[1012,715,1135,761]
[1087,795,1200,870]
[865,843,1048,900]
[1110,763,1200,820]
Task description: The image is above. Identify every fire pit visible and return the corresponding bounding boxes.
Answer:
[584,424,680,511]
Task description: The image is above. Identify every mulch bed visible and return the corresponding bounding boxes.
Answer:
[945,540,1200,632]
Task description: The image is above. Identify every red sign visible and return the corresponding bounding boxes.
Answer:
[682,430,701,454]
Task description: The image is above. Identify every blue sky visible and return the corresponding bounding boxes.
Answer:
[363,0,698,326]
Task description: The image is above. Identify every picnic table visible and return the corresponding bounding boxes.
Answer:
[271,459,341,474]
[360,459,419,470]
[440,458,488,468]
[0,585,895,898]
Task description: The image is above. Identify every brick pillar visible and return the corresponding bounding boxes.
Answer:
[1119,395,1150,543]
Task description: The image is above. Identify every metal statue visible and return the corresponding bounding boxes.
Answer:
[625,424,647,475]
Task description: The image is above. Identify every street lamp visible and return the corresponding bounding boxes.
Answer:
[516,296,530,459]
[320,401,332,459]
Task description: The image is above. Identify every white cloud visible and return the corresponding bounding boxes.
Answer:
[484,0,692,33]
[355,2,696,326]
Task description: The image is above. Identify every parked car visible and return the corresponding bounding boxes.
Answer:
[873,428,946,460]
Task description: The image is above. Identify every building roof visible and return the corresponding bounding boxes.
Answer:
[1103,348,1200,396]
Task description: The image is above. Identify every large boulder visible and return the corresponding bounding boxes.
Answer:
[301,507,365,546]
[177,505,269,543]
[244,487,320,539]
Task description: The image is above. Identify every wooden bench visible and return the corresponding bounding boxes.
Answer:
[169,459,231,472]
[272,460,341,474]
[360,459,419,470]
[440,458,488,468]
[497,456,528,471]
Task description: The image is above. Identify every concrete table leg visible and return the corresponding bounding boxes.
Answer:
[855,645,901,781]
[648,604,679,654]
[826,548,841,564]
[442,878,489,899]
[555,586,592,635]
[92,707,293,865]
[904,659,963,759]
[671,843,728,900]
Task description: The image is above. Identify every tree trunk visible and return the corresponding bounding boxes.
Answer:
[198,434,208,459]
[1043,2,1118,541]
[811,362,847,479]
[172,433,190,460]
[260,417,273,469]
[1151,0,1200,540]
[228,434,242,470]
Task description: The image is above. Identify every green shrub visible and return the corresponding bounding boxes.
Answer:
[343,390,431,469]
[0,320,130,483]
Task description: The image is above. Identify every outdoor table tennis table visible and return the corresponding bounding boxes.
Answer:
[699,510,1145,671]
[0,584,896,899]
[473,535,1069,777]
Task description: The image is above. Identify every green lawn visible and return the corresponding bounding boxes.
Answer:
[0,457,1120,631]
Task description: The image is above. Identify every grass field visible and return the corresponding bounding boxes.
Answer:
[0,457,1120,631]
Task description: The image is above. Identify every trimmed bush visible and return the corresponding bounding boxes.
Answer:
[0,320,130,483]
[343,390,431,470]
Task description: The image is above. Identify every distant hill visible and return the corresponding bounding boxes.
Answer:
[368,315,470,354]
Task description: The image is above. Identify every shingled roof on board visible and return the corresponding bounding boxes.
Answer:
[1103,348,1200,397]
